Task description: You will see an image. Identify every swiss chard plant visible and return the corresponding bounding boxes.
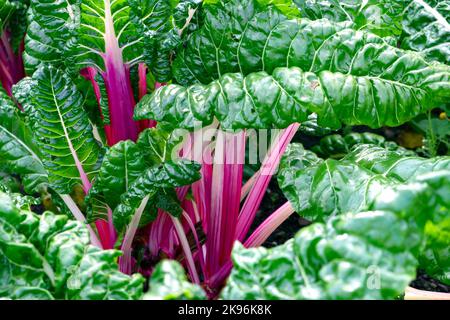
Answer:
[0,0,449,300]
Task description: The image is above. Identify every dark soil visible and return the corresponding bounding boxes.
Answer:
[410,270,450,293]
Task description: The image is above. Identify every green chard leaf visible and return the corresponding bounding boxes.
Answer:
[344,144,450,182]
[374,171,450,285]
[222,174,444,300]
[137,7,450,130]
[278,144,394,222]
[68,0,142,71]
[24,0,79,74]
[279,143,450,286]
[90,140,146,210]
[0,191,144,299]
[298,113,334,136]
[136,127,184,166]
[311,132,415,159]
[400,0,450,64]
[87,127,185,225]
[113,159,201,232]
[129,0,203,82]
[12,65,102,195]
[294,0,409,37]
[6,0,28,53]
[279,143,450,222]
[0,183,40,210]
[171,0,302,86]
[0,0,16,32]
[136,61,450,130]
[0,90,48,193]
[144,260,206,300]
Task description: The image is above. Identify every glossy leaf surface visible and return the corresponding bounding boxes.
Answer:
[222,174,444,299]
[13,65,102,194]
[0,191,144,300]
[144,260,206,300]
[0,90,48,193]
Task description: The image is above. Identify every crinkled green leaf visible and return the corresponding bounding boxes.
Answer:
[298,113,334,136]
[91,140,146,210]
[23,0,79,74]
[66,246,144,300]
[139,8,450,129]
[279,143,450,222]
[411,172,449,285]
[0,183,40,210]
[136,62,449,130]
[12,65,102,194]
[280,143,450,286]
[0,191,144,300]
[294,0,408,37]
[172,0,302,86]
[278,144,394,222]
[222,175,443,300]
[344,144,450,182]
[87,127,184,224]
[136,127,183,166]
[129,0,203,82]
[113,159,201,232]
[0,90,48,193]
[144,260,206,300]
[173,0,203,33]
[400,0,450,64]
[311,132,415,159]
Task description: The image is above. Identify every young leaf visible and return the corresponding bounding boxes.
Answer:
[0,191,144,300]
[129,0,202,82]
[91,140,146,210]
[12,65,102,194]
[143,260,206,300]
[113,159,201,232]
[136,127,183,166]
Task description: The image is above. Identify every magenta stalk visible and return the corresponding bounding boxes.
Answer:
[236,123,300,241]
[244,201,295,247]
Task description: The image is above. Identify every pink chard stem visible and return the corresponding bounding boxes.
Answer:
[101,0,139,145]
[205,130,246,281]
[236,123,300,241]
[209,202,295,289]
[0,30,25,98]
[171,216,201,285]
[244,201,295,247]
[120,196,150,274]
